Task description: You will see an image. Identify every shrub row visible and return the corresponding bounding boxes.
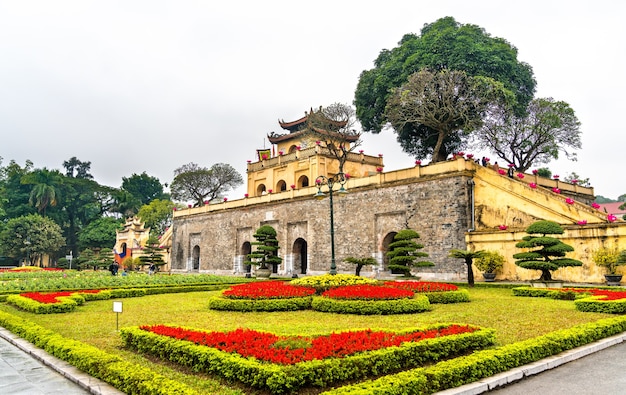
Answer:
[310,295,431,315]
[120,324,495,394]
[6,285,227,313]
[0,311,199,395]
[322,316,626,394]
[423,289,470,304]
[513,286,626,313]
[207,295,313,311]
[575,296,626,314]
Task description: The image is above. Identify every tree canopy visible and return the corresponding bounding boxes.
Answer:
[385,69,507,161]
[355,16,535,135]
[306,103,361,173]
[0,214,65,265]
[170,162,243,207]
[473,97,581,171]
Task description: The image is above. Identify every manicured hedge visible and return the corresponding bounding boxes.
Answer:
[423,289,470,304]
[207,295,313,311]
[322,316,626,394]
[120,323,495,394]
[311,295,431,315]
[6,285,228,314]
[575,296,626,314]
[0,311,199,395]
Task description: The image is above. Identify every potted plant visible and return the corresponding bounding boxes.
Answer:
[474,250,505,282]
[592,247,624,286]
[245,225,282,278]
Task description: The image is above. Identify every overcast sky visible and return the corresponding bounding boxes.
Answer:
[1,1,624,200]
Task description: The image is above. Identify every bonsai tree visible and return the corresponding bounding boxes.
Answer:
[344,256,377,276]
[138,235,167,272]
[245,225,282,270]
[591,247,624,275]
[513,220,582,281]
[386,229,433,276]
[448,249,485,287]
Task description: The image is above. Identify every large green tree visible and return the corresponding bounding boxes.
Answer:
[121,172,168,208]
[137,198,175,236]
[77,217,122,251]
[0,214,65,266]
[386,229,433,276]
[170,162,243,207]
[473,98,581,171]
[354,16,535,156]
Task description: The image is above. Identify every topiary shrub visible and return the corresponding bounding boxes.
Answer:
[513,220,582,281]
[245,225,282,271]
[386,229,433,276]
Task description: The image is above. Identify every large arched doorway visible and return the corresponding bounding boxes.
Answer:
[241,241,251,273]
[192,245,200,270]
[381,232,397,272]
[293,238,308,275]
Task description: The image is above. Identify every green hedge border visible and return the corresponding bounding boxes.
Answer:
[207,295,313,311]
[120,323,495,394]
[0,311,199,395]
[513,286,626,314]
[311,295,431,315]
[423,289,470,304]
[5,285,228,313]
[322,316,626,394]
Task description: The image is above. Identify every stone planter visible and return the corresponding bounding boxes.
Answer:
[531,280,564,288]
[254,267,272,279]
[604,274,623,286]
[482,272,497,282]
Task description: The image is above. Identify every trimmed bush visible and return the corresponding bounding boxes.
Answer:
[575,296,626,314]
[120,323,494,394]
[208,295,313,312]
[0,311,199,395]
[323,316,626,394]
[311,295,431,315]
[423,289,470,304]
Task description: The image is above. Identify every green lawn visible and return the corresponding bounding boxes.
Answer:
[0,286,614,394]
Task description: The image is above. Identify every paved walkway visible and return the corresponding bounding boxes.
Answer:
[436,332,626,394]
[0,327,123,395]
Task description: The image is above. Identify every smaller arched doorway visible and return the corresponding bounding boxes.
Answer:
[381,232,397,272]
[256,184,266,196]
[241,241,251,273]
[293,238,308,275]
[276,180,287,192]
[297,175,309,188]
[192,245,200,270]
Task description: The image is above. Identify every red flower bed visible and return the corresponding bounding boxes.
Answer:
[222,281,315,299]
[140,324,477,365]
[321,284,414,300]
[20,289,102,304]
[384,281,458,293]
[562,288,626,301]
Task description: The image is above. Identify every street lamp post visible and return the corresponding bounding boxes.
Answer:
[314,172,348,275]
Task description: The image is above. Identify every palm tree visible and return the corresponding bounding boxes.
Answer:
[449,249,485,287]
[22,168,63,216]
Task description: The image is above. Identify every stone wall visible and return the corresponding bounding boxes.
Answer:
[171,172,473,279]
